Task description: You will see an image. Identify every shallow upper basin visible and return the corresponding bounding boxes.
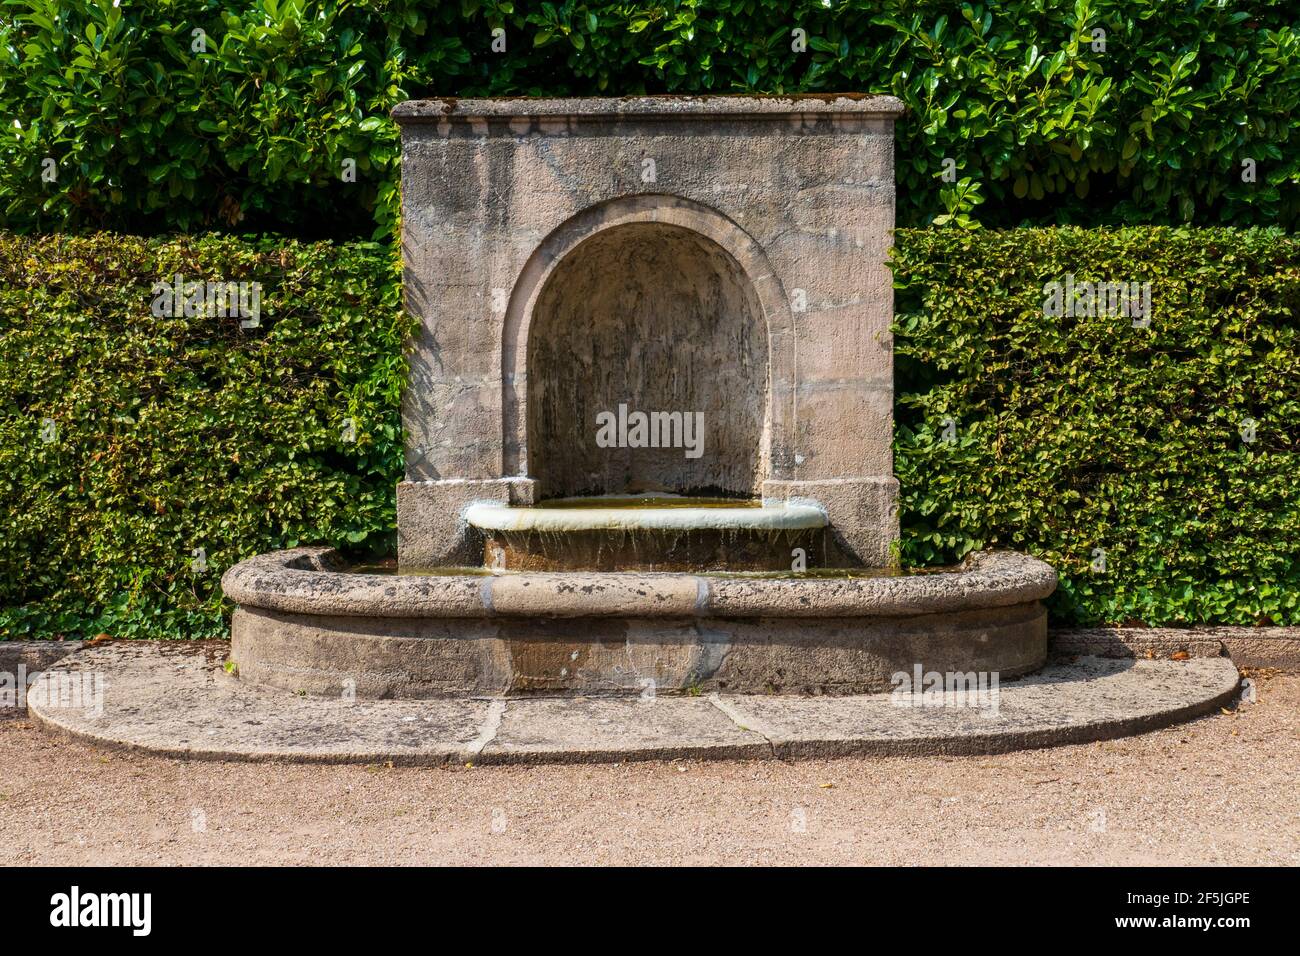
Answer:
[464,496,827,533]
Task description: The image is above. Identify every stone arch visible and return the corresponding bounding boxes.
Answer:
[502,194,795,496]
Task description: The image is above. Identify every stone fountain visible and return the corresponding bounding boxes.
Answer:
[221,95,1060,698]
[23,97,1241,765]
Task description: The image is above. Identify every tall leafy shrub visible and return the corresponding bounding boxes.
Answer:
[0,232,408,637]
[1,0,1296,238]
[892,226,1300,626]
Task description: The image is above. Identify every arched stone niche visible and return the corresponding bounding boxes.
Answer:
[525,220,768,499]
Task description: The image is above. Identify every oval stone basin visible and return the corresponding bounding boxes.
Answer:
[222,547,1057,698]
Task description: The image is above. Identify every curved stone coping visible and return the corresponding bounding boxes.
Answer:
[221,548,1057,620]
[27,643,1242,765]
[393,94,905,123]
[464,500,827,533]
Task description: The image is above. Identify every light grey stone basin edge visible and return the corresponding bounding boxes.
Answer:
[464,500,827,532]
[221,548,1057,621]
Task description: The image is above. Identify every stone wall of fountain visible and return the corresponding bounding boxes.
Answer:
[222,95,1058,699]
[393,95,902,569]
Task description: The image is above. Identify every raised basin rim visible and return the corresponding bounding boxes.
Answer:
[464,500,828,532]
[221,548,1058,620]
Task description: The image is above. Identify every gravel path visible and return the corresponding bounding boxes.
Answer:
[2,671,1295,866]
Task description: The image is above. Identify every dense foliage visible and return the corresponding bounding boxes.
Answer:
[2,227,1295,636]
[892,226,1300,626]
[0,232,408,638]
[2,0,1297,239]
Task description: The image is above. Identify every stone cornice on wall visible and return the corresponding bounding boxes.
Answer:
[392,94,906,124]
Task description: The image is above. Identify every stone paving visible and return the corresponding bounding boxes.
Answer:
[24,641,1242,765]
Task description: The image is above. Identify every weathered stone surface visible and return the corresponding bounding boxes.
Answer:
[27,642,1242,765]
[527,222,767,498]
[397,478,535,567]
[485,573,704,619]
[1051,626,1300,669]
[231,607,514,698]
[763,476,899,566]
[487,696,767,762]
[28,642,488,765]
[391,95,906,121]
[0,640,83,673]
[394,95,904,563]
[719,656,1242,759]
[223,547,1055,697]
[225,547,1055,620]
[0,641,84,720]
[1217,628,1300,669]
[230,603,1047,698]
[479,525,848,572]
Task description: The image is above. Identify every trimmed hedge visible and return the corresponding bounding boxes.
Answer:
[2,226,1297,636]
[2,1,1297,238]
[892,226,1300,626]
[0,233,409,638]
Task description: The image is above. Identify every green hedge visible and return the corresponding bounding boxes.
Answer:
[2,227,1298,636]
[892,226,1300,626]
[2,1,1297,238]
[0,233,409,638]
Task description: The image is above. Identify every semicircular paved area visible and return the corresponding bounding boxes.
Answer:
[25,642,1241,765]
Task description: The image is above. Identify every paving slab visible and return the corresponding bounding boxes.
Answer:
[1050,626,1300,669]
[26,642,487,765]
[721,657,1240,759]
[483,696,769,763]
[0,641,84,722]
[24,641,1242,765]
